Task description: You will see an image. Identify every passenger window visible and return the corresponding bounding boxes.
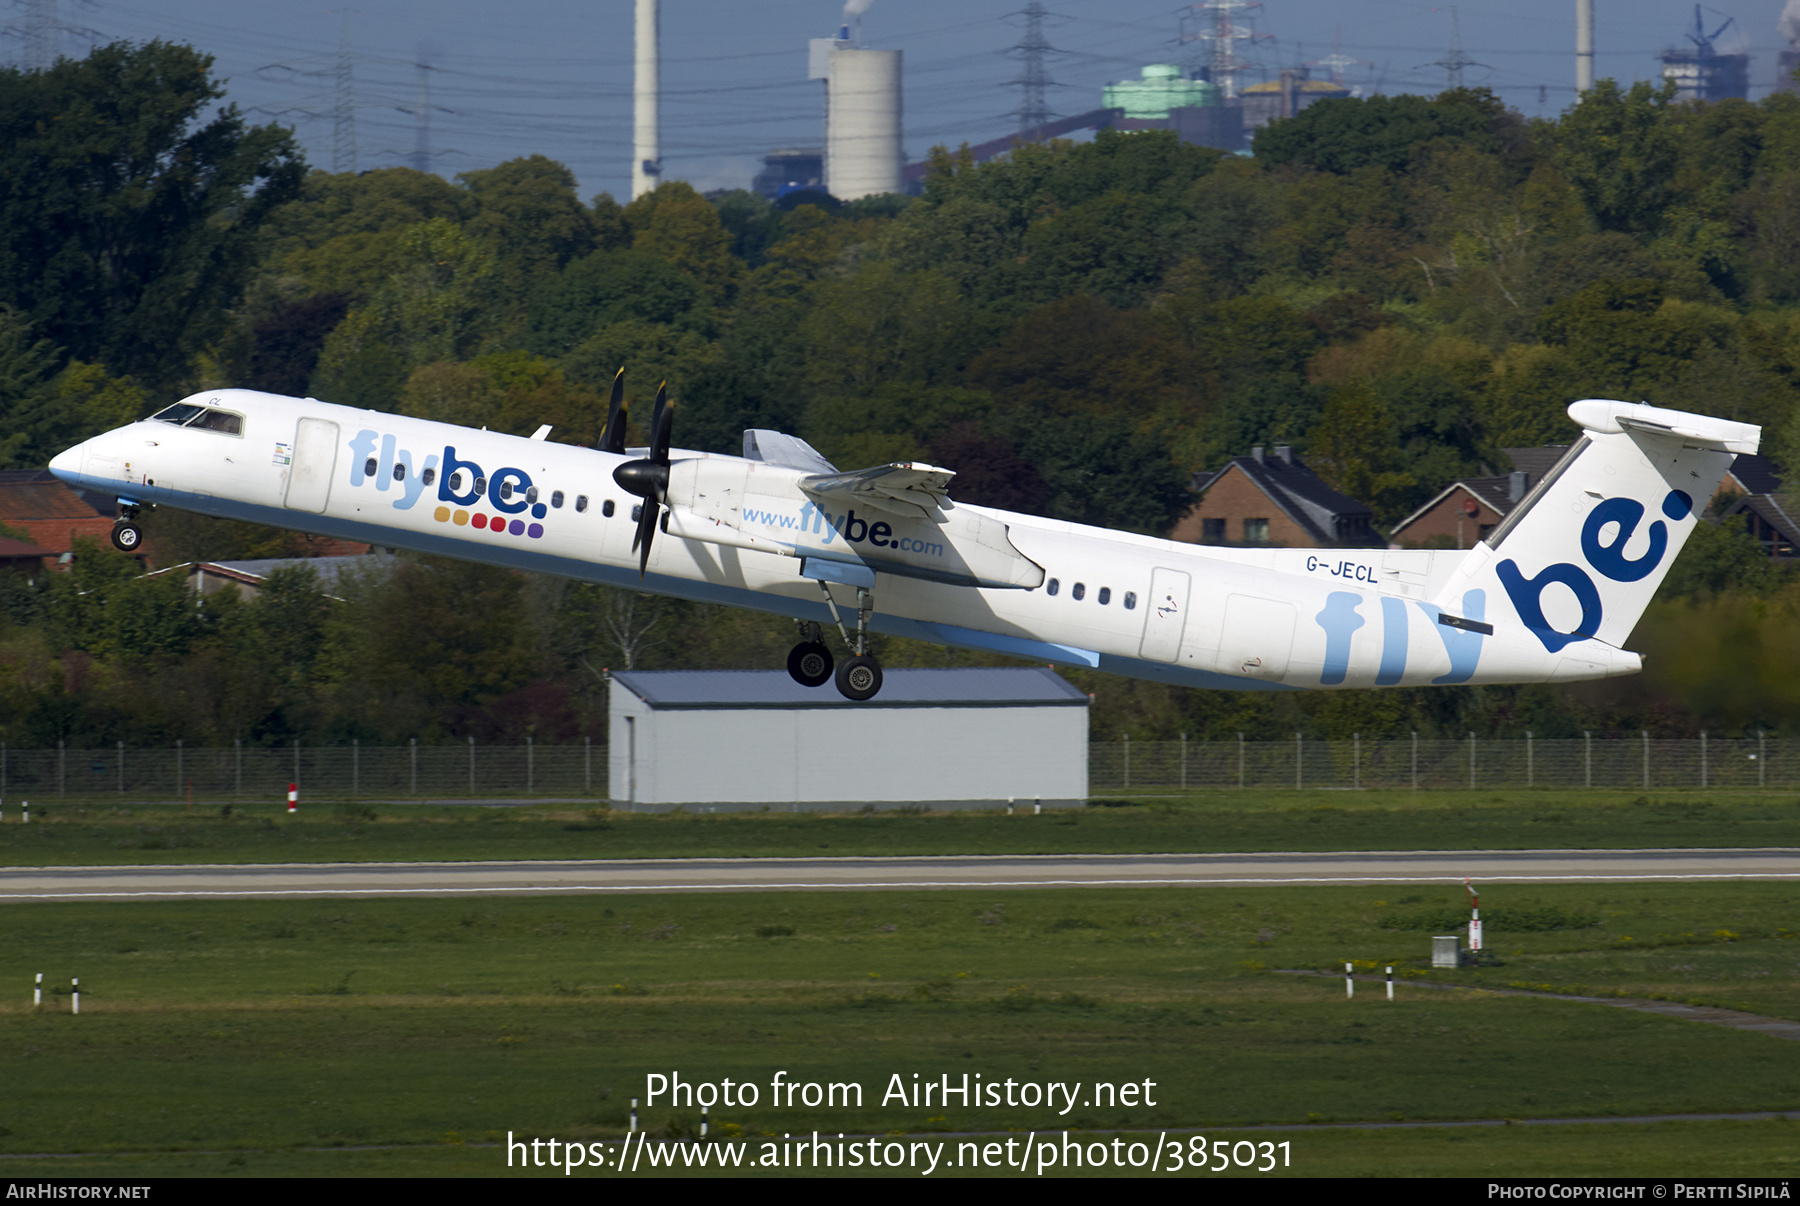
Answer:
[576,495,589,513]
[474,476,487,497]
[632,504,642,522]
[423,468,435,486]
[526,486,539,504]
[1098,587,1111,605]
[449,471,463,493]
[499,480,513,501]
[1072,582,1086,601]
[600,499,613,517]
[364,457,377,477]
[393,462,406,481]
[551,490,564,509]
[1124,591,1137,610]
[1046,578,1059,596]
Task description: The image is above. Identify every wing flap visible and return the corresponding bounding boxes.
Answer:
[800,462,955,519]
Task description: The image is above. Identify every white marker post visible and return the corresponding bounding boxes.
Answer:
[287,783,298,814]
[700,1108,708,1140]
[630,1098,638,1133]
[1007,797,1013,815]
[71,977,79,1015]
[1386,966,1394,1001]
[1034,799,1041,815]
[1466,878,1483,959]
[34,973,41,1007]
[21,801,27,823]
[1345,962,1354,999]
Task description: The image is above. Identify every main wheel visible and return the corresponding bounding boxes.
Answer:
[834,654,883,701]
[787,640,833,688]
[111,521,143,552]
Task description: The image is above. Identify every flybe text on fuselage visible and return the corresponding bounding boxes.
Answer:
[345,427,556,539]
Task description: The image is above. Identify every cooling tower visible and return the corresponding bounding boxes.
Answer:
[826,47,902,200]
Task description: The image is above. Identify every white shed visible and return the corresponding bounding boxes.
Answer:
[607,667,1089,811]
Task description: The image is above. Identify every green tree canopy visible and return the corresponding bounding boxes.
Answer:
[0,42,304,382]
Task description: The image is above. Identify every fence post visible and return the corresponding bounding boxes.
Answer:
[1584,731,1592,788]
[1468,732,1476,789]
[118,740,125,794]
[58,738,65,796]
[585,735,592,793]
[469,736,476,794]
[352,738,359,799]
[1700,730,1708,789]
[1295,732,1303,790]
[528,735,535,794]
[1122,734,1130,791]
[1759,731,1766,789]
[411,738,418,796]
[234,737,242,799]
[1180,732,1187,791]
[1238,732,1245,790]
[1641,729,1649,790]
[1353,732,1360,790]
[1411,731,1418,790]
[1526,730,1534,787]
[294,738,300,792]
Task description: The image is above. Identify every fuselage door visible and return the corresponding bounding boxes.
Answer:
[1138,567,1192,662]
[285,418,339,514]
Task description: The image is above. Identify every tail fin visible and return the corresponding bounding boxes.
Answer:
[1432,401,1760,654]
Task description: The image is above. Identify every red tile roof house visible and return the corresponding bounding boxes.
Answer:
[1168,444,1381,549]
[0,468,122,567]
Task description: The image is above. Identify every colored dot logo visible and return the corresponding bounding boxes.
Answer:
[432,505,543,538]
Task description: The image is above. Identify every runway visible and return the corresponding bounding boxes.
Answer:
[3,848,1798,901]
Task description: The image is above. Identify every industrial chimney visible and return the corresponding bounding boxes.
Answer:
[633,0,660,200]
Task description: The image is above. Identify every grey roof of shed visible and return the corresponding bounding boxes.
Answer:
[610,667,1090,710]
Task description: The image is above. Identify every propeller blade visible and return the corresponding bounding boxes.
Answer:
[635,501,659,576]
[600,368,627,454]
[650,383,672,462]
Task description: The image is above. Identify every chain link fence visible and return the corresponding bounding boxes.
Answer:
[1089,734,1789,793]
[0,735,1785,802]
[0,739,602,801]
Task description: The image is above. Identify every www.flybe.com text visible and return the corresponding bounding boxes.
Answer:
[740,502,944,558]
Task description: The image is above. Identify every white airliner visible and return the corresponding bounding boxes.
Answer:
[47,381,1758,700]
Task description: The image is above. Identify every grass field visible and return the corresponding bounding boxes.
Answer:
[2,883,1796,1177]
[3,788,1799,866]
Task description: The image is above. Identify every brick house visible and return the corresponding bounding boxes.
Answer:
[1387,447,1568,550]
[1169,444,1380,549]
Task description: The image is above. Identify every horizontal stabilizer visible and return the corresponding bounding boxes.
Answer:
[800,462,956,519]
[1567,400,1761,455]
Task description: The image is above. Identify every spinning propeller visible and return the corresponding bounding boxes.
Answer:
[611,382,673,578]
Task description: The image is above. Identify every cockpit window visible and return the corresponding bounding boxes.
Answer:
[190,410,243,435]
[150,404,243,436]
[151,403,206,426]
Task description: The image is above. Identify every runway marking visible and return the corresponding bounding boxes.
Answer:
[7,871,1800,901]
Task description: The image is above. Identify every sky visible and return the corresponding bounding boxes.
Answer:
[9,1,1799,201]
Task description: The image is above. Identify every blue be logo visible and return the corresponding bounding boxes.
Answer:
[1498,490,1691,652]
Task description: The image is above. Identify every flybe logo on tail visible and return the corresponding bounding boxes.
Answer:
[1498,489,1691,652]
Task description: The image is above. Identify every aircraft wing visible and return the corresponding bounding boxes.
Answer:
[799,462,956,519]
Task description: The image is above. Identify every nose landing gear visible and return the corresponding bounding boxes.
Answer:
[110,500,143,553]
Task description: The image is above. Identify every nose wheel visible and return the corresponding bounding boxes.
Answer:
[110,500,144,552]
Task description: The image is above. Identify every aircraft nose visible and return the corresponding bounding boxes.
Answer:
[48,441,84,483]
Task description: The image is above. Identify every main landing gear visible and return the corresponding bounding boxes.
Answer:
[110,500,143,553]
[784,584,884,701]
